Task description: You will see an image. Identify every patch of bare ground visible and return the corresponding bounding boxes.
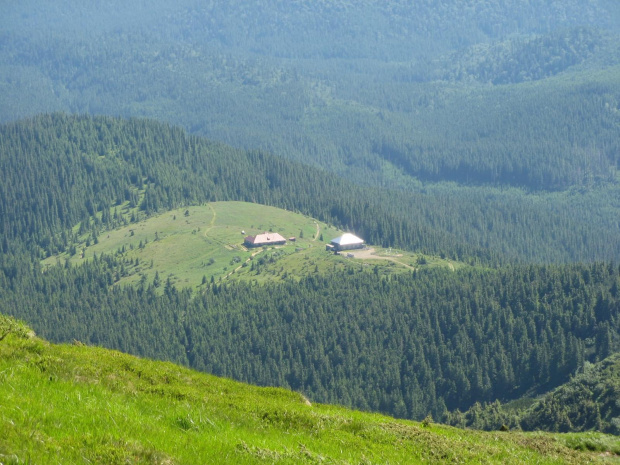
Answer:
[347,248,415,270]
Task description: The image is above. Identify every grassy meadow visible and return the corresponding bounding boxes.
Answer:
[42,202,460,289]
[1,314,619,464]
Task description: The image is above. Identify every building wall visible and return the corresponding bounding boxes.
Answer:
[333,242,364,251]
[246,239,286,248]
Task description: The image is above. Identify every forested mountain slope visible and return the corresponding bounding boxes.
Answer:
[0,114,619,425]
[519,354,620,434]
[6,1,618,66]
[2,1,620,439]
[2,2,620,268]
[2,114,620,264]
[0,114,487,262]
[446,353,620,435]
[2,248,619,421]
[1,1,619,191]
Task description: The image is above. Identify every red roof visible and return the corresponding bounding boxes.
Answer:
[244,232,286,246]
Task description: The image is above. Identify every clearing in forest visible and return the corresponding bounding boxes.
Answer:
[42,201,460,289]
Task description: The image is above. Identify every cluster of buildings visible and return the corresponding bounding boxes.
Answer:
[244,231,365,252]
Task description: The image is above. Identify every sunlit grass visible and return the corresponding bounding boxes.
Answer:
[1,315,618,464]
[41,202,459,289]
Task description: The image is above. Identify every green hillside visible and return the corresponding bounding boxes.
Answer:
[446,353,620,435]
[1,1,619,191]
[41,202,458,288]
[1,114,619,423]
[0,114,492,264]
[3,114,620,265]
[520,354,620,434]
[4,252,620,422]
[1,2,620,449]
[1,314,618,464]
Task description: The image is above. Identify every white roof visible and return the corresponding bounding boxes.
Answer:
[331,233,364,246]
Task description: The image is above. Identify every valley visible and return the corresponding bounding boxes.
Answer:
[1,2,620,462]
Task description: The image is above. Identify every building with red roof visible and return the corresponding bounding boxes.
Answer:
[244,232,287,247]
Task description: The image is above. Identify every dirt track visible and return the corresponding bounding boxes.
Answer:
[347,248,415,270]
[312,221,320,241]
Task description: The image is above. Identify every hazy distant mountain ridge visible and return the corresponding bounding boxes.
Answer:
[6,1,617,60]
[444,27,606,84]
[1,0,619,193]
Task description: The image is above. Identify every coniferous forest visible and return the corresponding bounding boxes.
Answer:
[1,114,620,432]
[1,0,620,438]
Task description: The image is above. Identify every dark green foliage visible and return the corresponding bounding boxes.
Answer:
[520,354,620,434]
[2,253,619,421]
[0,113,480,261]
[370,78,620,190]
[446,353,620,434]
[2,1,620,262]
[1,2,619,193]
[3,114,620,264]
[1,2,620,438]
[444,401,520,432]
[0,113,619,425]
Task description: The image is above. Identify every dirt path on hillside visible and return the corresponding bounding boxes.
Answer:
[347,248,415,270]
[312,221,320,241]
[223,248,266,280]
[203,204,217,238]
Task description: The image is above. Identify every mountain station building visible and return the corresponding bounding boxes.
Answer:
[329,233,365,251]
[244,232,287,248]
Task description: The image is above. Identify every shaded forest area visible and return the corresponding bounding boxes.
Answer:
[446,353,620,434]
[2,114,620,264]
[1,251,619,423]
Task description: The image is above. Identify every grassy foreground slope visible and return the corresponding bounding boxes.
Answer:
[1,315,618,465]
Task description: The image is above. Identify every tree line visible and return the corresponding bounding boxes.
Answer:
[2,114,620,264]
[445,353,620,434]
[1,252,618,422]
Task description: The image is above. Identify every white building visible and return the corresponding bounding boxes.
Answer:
[330,233,364,251]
